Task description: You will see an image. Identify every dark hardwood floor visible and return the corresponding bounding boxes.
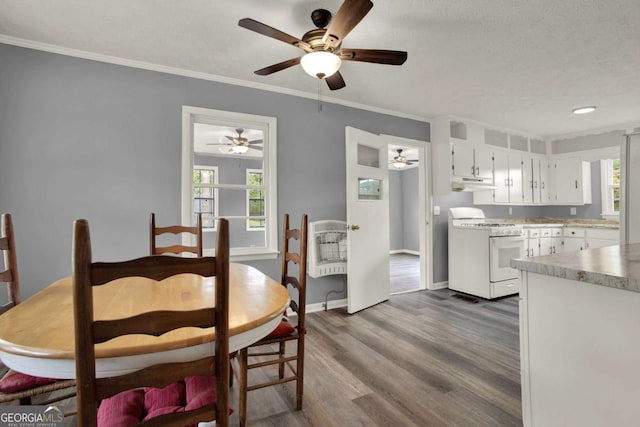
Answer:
[390,252,421,294]
[4,289,522,426]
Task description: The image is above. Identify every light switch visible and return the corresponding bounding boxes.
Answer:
[434,206,440,215]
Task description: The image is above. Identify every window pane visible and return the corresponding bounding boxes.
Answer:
[614,186,620,212]
[358,178,382,200]
[613,159,620,185]
[357,144,380,168]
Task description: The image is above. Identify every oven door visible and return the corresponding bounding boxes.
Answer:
[489,235,525,282]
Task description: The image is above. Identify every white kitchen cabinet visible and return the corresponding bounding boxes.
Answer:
[539,228,562,255]
[563,227,618,252]
[452,143,493,180]
[538,157,551,204]
[563,227,586,252]
[525,229,540,257]
[494,151,524,203]
[522,155,534,204]
[551,158,592,205]
[585,228,619,250]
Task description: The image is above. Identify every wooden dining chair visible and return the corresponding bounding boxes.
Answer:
[0,213,77,408]
[237,213,308,427]
[72,217,230,427]
[150,212,203,256]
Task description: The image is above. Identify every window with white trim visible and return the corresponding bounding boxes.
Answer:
[246,169,265,231]
[193,166,218,230]
[182,106,278,260]
[600,158,620,219]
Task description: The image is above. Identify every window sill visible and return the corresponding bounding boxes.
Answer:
[601,213,620,221]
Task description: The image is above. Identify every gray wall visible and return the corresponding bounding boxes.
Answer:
[552,130,623,154]
[0,43,429,303]
[389,168,419,252]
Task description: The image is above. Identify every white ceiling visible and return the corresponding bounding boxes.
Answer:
[1,0,639,138]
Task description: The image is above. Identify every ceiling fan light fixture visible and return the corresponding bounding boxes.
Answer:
[300,51,342,79]
[231,145,249,154]
[393,161,407,169]
[572,106,596,115]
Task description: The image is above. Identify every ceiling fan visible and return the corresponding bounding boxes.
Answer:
[206,128,263,154]
[390,149,418,169]
[238,0,407,91]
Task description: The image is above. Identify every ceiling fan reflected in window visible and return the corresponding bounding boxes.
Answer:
[238,0,408,91]
[391,149,418,169]
[205,128,263,154]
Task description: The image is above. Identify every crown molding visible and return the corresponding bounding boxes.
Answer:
[0,35,430,124]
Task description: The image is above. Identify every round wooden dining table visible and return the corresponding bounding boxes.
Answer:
[0,263,289,379]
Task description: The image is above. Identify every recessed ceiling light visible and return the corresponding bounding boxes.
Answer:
[572,106,596,115]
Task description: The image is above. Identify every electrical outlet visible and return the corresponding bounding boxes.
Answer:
[434,206,441,215]
[509,207,513,215]
[570,207,577,215]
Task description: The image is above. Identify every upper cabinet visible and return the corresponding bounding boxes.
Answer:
[550,157,592,205]
[432,116,593,206]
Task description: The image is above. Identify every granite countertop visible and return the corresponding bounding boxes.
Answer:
[511,244,640,293]
[504,218,619,229]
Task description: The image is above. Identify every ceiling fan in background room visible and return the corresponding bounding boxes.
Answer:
[390,149,418,169]
[238,0,408,90]
[206,128,263,154]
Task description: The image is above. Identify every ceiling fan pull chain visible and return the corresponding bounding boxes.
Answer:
[317,79,323,113]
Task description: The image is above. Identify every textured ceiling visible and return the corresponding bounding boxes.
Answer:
[1,0,639,138]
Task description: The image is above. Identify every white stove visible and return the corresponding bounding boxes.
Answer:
[448,207,524,299]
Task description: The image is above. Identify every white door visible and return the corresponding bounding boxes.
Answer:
[345,126,390,313]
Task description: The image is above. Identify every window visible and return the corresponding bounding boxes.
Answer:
[600,158,620,219]
[182,106,277,260]
[193,166,218,230]
[246,169,265,230]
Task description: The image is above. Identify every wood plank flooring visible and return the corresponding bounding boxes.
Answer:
[390,252,421,294]
[3,289,522,426]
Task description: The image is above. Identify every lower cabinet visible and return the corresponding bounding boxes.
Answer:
[563,227,619,252]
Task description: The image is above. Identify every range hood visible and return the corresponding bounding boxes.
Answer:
[451,176,497,192]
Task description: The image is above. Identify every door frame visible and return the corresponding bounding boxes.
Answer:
[382,135,433,291]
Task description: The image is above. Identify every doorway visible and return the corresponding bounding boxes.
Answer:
[384,136,431,294]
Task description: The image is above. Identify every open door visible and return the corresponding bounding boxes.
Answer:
[345,126,390,313]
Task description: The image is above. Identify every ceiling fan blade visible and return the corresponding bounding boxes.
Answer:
[339,49,408,65]
[325,71,346,91]
[249,145,263,152]
[323,0,373,50]
[248,139,263,145]
[254,57,302,76]
[205,143,231,146]
[239,18,311,51]
[224,135,235,141]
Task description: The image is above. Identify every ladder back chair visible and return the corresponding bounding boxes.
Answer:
[150,212,203,256]
[73,217,230,427]
[0,213,77,409]
[238,213,308,427]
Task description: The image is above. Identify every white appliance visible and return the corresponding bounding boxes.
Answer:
[448,207,525,299]
[307,220,347,278]
[621,131,640,244]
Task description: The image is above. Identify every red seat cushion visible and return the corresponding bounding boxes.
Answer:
[0,372,57,393]
[265,319,296,339]
[97,376,228,427]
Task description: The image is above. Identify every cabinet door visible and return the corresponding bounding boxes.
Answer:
[474,146,494,180]
[539,236,553,255]
[526,238,539,257]
[539,158,550,204]
[493,151,510,203]
[563,237,584,252]
[552,157,583,204]
[509,154,524,203]
[452,144,475,178]
[585,238,618,250]
[522,155,534,204]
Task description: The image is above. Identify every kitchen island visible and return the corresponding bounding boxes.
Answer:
[511,244,640,427]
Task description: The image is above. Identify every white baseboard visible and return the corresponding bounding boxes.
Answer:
[430,281,448,290]
[389,249,420,256]
[306,298,348,313]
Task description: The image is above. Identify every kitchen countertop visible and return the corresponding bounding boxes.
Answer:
[504,218,619,229]
[511,243,640,293]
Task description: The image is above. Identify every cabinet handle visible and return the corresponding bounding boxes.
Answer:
[471,166,476,175]
[475,166,479,176]
[534,180,538,189]
[505,178,509,186]
[575,180,578,189]
[510,178,514,186]
[542,182,545,189]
